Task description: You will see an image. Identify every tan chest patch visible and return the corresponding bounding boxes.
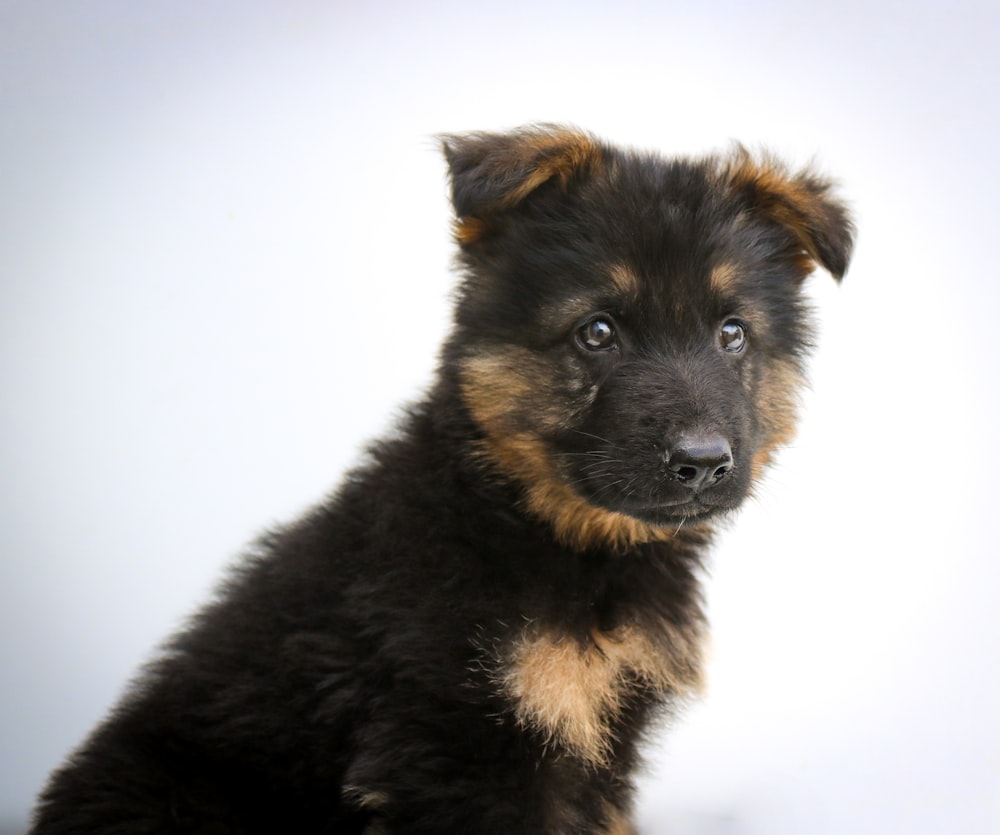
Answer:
[492,622,704,767]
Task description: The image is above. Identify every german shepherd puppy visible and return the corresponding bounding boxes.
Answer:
[31,126,853,834]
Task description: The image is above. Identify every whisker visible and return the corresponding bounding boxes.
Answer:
[566,428,614,445]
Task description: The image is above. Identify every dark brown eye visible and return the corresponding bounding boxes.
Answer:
[720,320,747,353]
[579,316,617,351]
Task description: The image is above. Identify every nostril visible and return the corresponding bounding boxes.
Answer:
[674,465,700,483]
[712,461,732,481]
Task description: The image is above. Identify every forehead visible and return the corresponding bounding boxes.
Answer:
[529,155,763,271]
[584,154,776,280]
[536,238,797,356]
[466,151,800,344]
[528,196,770,313]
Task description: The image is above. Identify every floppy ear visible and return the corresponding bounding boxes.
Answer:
[728,151,855,280]
[440,125,603,244]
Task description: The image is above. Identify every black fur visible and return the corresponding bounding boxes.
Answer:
[31,126,853,834]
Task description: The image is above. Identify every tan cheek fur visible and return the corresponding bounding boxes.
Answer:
[751,358,804,480]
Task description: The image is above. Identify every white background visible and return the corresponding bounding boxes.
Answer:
[2,2,998,832]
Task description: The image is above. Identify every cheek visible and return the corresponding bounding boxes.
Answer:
[749,357,805,476]
[459,347,671,552]
[459,348,596,436]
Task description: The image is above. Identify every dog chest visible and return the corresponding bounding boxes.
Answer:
[484,620,705,767]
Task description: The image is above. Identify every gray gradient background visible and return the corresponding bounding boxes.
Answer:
[2,2,998,832]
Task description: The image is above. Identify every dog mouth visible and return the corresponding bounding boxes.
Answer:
[610,496,736,527]
[567,463,748,526]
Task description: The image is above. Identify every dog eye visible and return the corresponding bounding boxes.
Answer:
[578,317,617,351]
[719,320,747,353]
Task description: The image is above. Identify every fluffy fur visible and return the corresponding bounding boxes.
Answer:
[31,125,853,834]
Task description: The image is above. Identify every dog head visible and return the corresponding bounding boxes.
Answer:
[442,125,853,552]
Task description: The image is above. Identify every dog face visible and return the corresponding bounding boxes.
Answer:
[443,126,853,552]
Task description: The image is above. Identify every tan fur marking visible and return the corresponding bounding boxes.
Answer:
[522,467,676,553]
[709,262,739,295]
[460,353,676,552]
[609,264,639,297]
[499,623,705,767]
[460,351,568,433]
[453,216,489,245]
[751,358,804,480]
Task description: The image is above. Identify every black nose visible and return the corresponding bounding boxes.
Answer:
[665,432,733,492]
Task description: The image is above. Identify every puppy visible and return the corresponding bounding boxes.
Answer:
[31,125,853,834]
